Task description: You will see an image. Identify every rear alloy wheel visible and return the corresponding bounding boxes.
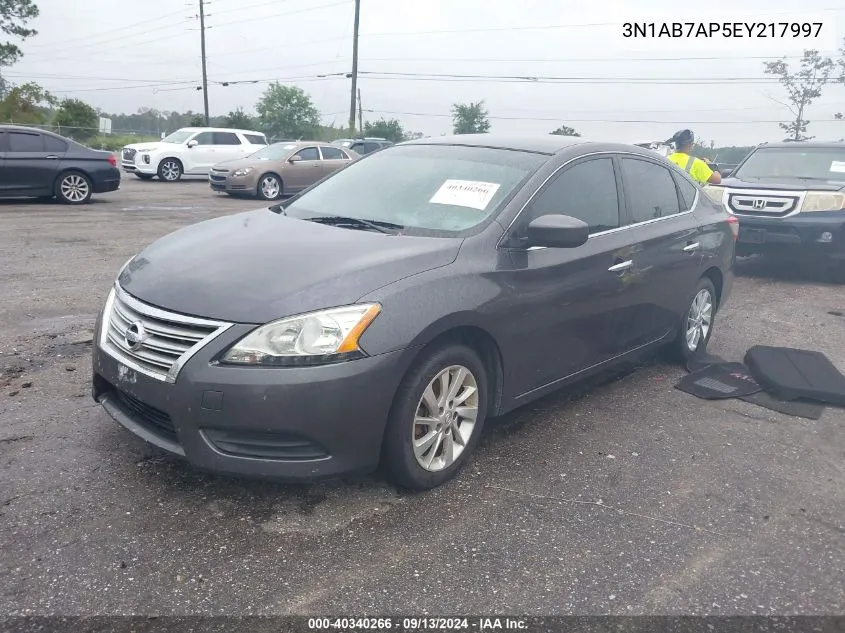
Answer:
[55,172,92,204]
[382,344,488,490]
[157,159,182,182]
[671,277,717,362]
[257,174,282,200]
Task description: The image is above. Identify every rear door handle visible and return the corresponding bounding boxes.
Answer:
[45,155,59,159]
[608,260,633,273]
[683,242,700,252]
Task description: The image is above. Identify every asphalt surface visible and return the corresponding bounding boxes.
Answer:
[0,176,843,616]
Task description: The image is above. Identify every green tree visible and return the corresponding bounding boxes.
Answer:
[54,98,98,140]
[363,117,405,143]
[223,106,255,129]
[256,83,321,140]
[0,0,38,68]
[451,101,490,134]
[189,114,204,126]
[0,81,53,123]
[550,125,580,136]
[764,49,834,141]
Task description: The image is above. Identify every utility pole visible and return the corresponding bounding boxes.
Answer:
[348,0,361,137]
[357,88,363,136]
[199,0,210,125]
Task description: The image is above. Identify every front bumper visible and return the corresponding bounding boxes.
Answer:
[734,211,845,259]
[122,155,156,175]
[208,172,257,195]
[91,310,410,480]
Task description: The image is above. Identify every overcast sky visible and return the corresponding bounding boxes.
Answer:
[8,0,845,146]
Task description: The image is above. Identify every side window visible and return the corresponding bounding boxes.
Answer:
[192,132,215,145]
[672,171,698,211]
[294,147,320,161]
[43,135,68,152]
[363,142,380,153]
[8,132,43,152]
[620,158,681,222]
[319,146,345,160]
[529,157,620,234]
[244,134,266,145]
[350,143,366,154]
[214,132,241,145]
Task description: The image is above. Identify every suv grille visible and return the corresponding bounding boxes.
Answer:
[100,285,231,383]
[122,148,137,161]
[727,192,800,217]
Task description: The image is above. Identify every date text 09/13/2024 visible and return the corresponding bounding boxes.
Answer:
[622,22,823,38]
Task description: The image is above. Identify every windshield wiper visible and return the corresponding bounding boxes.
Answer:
[305,215,403,234]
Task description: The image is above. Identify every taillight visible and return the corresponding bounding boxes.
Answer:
[726,215,739,240]
[107,154,117,167]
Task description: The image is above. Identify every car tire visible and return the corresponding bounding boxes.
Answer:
[382,343,488,490]
[54,171,92,205]
[257,173,283,200]
[670,276,717,363]
[157,158,183,182]
[135,174,154,181]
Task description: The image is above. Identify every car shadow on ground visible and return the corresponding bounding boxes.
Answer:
[0,197,111,207]
[735,255,843,285]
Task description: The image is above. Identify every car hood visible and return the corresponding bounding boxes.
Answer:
[211,156,274,171]
[722,176,845,192]
[123,141,168,152]
[118,209,462,324]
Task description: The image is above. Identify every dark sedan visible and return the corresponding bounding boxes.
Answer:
[92,135,736,490]
[0,125,120,204]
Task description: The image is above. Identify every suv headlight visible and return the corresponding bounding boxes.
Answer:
[801,191,845,212]
[702,185,725,204]
[220,304,381,366]
[233,167,254,177]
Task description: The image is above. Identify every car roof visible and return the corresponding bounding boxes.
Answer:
[754,141,845,150]
[269,140,343,147]
[0,124,61,136]
[178,127,265,135]
[400,134,658,157]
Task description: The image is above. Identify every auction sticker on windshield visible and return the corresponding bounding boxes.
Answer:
[430,180,501,210]
[829,161,845,173]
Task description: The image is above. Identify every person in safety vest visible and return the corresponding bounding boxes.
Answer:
[666,129,721,186]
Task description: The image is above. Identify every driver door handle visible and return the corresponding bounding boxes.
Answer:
[45,155,59,159]
[683,242,700,252]
[608,260,633,273]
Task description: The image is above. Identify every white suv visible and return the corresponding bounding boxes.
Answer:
[121,127,268,182]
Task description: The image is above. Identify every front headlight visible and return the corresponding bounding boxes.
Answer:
[220,304,381,366]
[801,191,845,212]
[233,167,254,177]
[702,185,725,204]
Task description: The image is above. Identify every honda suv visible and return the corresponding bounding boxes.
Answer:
[703,142,845,264]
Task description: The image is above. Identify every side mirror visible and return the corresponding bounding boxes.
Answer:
[187,139,199,148]
[526,214,590,249]
[288,154,302,163]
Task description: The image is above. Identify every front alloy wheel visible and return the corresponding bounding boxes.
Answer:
[412,365,479,472]
[382,343,488,490]
[56,172,92,204]
[686,288,713,352]
[158,159,182,182]
[258,174,282,200]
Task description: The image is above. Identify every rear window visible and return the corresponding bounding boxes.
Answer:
[214,132,241,145]
[245,134,266,145]
[44,135,68,152]
[320,146,346,160]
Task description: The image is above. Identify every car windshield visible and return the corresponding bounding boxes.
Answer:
[250,143,298,160]
[733,147,845,181]
[161,130,194,144]
[282,144,548,236]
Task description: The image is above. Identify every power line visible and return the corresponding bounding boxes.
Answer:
[362,108,845,124]
[208,0,350,29]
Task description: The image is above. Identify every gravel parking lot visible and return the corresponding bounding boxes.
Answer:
[1,176,843,616]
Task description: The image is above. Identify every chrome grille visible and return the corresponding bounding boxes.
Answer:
[100,285,232,383]
[727,192,800,217]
